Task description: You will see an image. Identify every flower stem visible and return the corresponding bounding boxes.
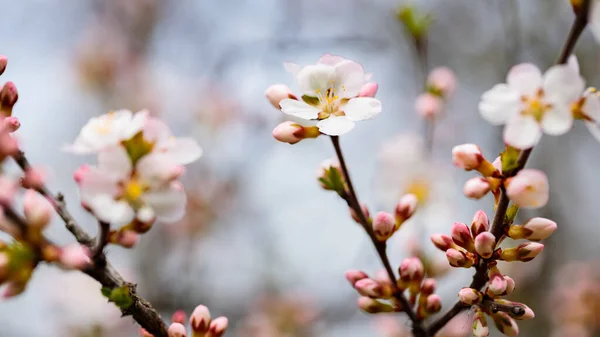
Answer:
[330,136,428,337]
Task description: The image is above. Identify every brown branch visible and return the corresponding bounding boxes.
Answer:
[331,136,428,337]
[426,1,591,334]
[91,221,110,266]
[11,151,169,337]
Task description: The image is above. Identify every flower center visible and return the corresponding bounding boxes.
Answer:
[122,179,147,204]
[521,90,551,122]
[405,179,430,204]
[315,80,346,119]
[572,87,597,122]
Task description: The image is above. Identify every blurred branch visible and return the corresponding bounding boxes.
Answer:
[91,221,110,266]
[11,151,170,337]
[426,1,591,334]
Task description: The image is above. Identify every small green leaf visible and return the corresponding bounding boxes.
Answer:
[101,287,112,298]
[108,285,134,309]
[505,204,520,225]
[500,146,521,174]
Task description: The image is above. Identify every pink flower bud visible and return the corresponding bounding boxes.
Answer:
[415,92,443,119]
[458,287,482,305]
[23,189,52,229]
[357,296,394,314]
[73,165,91,184]
[430,233,455,251]
[59,244,91,269]
[172,310,187,324]
[354,278,383,298]
[420,278,436,295]
[500,242,544,262]
[474,232,496,259]
[395,193,418,222]
[22,166,47,190]
[425,294,442,313]
[373,211,396,241]
[487,266,507,295]
[190,305,211,332]
[506,169,549,209]
[463,177,491,199]
[471,210,489,237]
[451,222,474,251]
[0,177,17,205]
[359,82,379,97]
[472,309,489,337]
[168,323,187,337]
[345,269,368,286]
[399,257,424,282]
[508,217,557,241]
[504,276,516,295]
[3,116,19,132]
[452,144,483,170]
[117,230,139,248]
[349,203,370,224]
[0,126,18,160]
[272,121,305,145]
[0,82,18,116]
[492,312,519,337]
[0,56,7,76]
[494,299,535,320]
[207,316,228,337]
[428,67,457,98]
[265,84,296,109]
[446,248,475,268]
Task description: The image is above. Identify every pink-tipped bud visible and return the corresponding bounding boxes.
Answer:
[59,244,91,270]
[399,257,425,283]
[272,121,319,145]
[3,116,19,132]
[472,309,489,337]
[504,276,516,295]
[395,193,418,223]
[373,211,396,241]
[487,267,507,296]
[492,312,519,337]
[506,169,549,209]
[168,323,187,337]
[23,189,53,229]
[415,92,443,119]
[359,82,379,97]
[357,296,394,314]
[354,278,383,298]
[446,248,475,268]
[22,166,46,190]
[172,310,187,324]
[508,217,557,241]
[0,82,18,116]
[430,233,455,251]
[471,210,489,237]
[463,177,491,199]
[425,294,442,313]
[207,317,228,337]
[118,230,139,248]
[451,222,474,251]
[73,165,91,184]
[458,287,482,305]
[265,84,296,109]
[0,126,18,160]
[190,305,211,332]
[474,232,496,259]
[0,56,7,76]
[349,203,370,224]
[317,158,343,191]
[420,278,436,295]
[494,299,535,320]
[139,328,154,337]
[345,269,369,286]
[452,144,483,170]
[500,242,544,262]
[428,67,457,98]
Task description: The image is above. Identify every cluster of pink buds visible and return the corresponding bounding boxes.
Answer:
[431,209,556,336]
[140,305,228,337]
[453,144,550,209]
[346,257,442,319]
[415,67,456,119]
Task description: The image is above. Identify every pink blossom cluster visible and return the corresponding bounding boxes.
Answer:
[140,305,228,337]
[415,67,456,119]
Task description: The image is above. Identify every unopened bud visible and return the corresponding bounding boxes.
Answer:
[0,127,18,160]
[272,121,319,144]
[345,269,368,286]
[472,309,489,337]
[359,82,379,98]
[317,158,344,192]
[487,266,507,296]
[492,312,519,337]
[190,305,211,333]
[508,217,557,241]
[428,67,457,98]
[500,242,544,262]
[207,317,228,337]
[73,165,91,184]
[452,144,484,170]
[22,166,46,190]
[458,287,482,305]
[357,296,394,314]
[504,276,516,295]
[354,278,384,298]
[265,84,297,109]
[493,299,535,320]
[0,56,7,76]
[505,169,549,209]
[425,294,442,313]
[399,257,424,283]
[395,193,418,225]
[451,222,474,251]
[420,278,436,295]
[172,310,187,324]
[373,211,396,241]
[463,177,491,199]
[350,203,370,224]
[474,232,496,259]
[168,323,187,337]
[430,233,455,251]
[3,116,19,132]
[59,244,91,270]
[471,210,489,237]
[415,92,443,119]
[0,82,18,116]
[446,248,475,268]
[23,189,53,229]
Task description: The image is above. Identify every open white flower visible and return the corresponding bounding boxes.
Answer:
[479,62,584,149]
[78,146,187,226]
[278,54,382,136]
[66,110,147,154]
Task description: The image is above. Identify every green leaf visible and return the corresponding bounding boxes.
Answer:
[108,285,134,309]
[500,146,521,174]
[505,204,520,225]
[101,287,112,298]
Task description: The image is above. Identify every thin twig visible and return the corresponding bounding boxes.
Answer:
[331,136,428,337]
[91,221,110,266]
[425,2,591,334]
[11,151,169,337]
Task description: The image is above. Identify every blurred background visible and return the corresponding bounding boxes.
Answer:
[0,0,598,336]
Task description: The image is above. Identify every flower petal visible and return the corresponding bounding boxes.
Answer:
[136,153,178,187]
[88,195,135,226]
[284,62,301,76]
[503,115,542,149]
[279,99,320,120]
[342,97,382,121]
[478,84,521,125]
[541,104,573,135]
[316,116,355,136]
[123,109,149,140]
[79,168,121,202]
[590,2,600,43]
[296,64,336,96]
[585,121,600,142]
[318,54,346,66]
[568,54,580,74]
[543,64,585,104]
[97,146,132,179]
[507,63,543,97]
[334,60,365,98]
[143,117,172,143]
[582,92,600,122]
[161,137,203,165]
[142,183,186,222]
